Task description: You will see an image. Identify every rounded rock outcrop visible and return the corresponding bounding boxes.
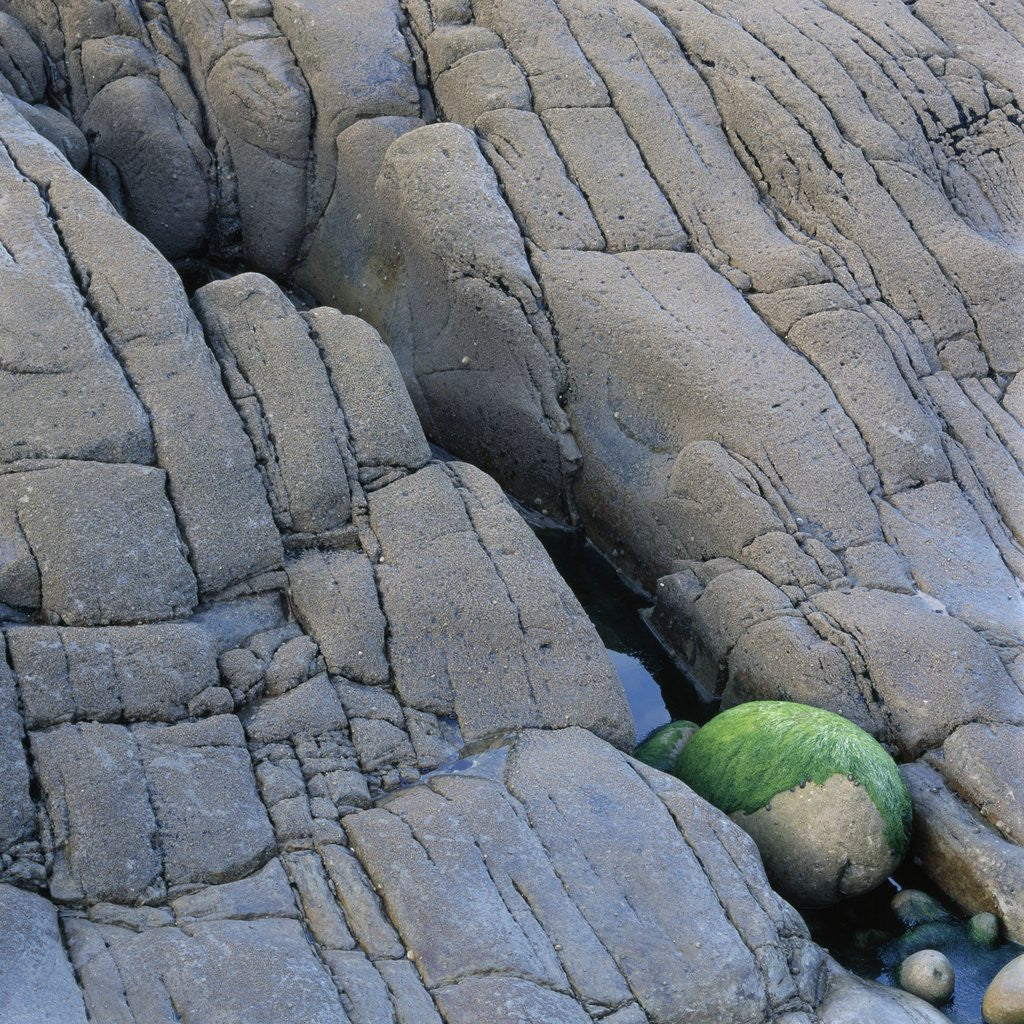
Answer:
[674,701,912,906]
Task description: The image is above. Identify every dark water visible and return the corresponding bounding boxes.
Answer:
[805,866,1021,1023]
[533,523,1021,1022]
[534,526,718,740]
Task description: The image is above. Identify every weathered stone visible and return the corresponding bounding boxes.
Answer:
[305,307,432,477]
[903,762,1024,942]
[171,858,297,922]
[0,885,87,1024]
[0,106,283,594]
[287,550,389,686]
[812,588,1024,757]
[337,683,404,726]
[7,622,219,727]
[542,106,687,252]
[284,851,355,950]
[82,75,211,261]
[350,717,416,773]
[243,673,348,743]
[194,274,352,534]
[370,462,632,747]
[0,102,153,468]
[346,728,827,1021]
[0,6,1018,1018]
[0,636,33,853]
[434,47,530,125]
[941,723,1024,845]
[31,721,162,903]
[476,109,603,250]
[133,715,275,887]
[75,917,350,1024]
[0,462,197,625]
[318,843,405,960]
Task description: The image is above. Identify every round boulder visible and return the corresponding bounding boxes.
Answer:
[900,949,955,1005]
[673,701,912,906]
[983,954,1024,1024]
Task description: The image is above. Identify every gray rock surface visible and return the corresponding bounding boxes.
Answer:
[8,0,1015,925]
[0,83,946,1021]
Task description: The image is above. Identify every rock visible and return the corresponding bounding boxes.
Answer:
[0,462,197,625]
[7,623,220,727]
[899,950,955,1005]
[0,639,33,857]
[941,724,1024,845]
[0,5,1017,1021]
[674,701,911,906]
[3,0,1024,934]
[633,720,700,774]
[969,913,1001,948]
[902,762,1024,943]
[0,884,87,1023]
[882,922,962,967]
[821,965,954,1023]
[984,954,1024,1024]
[892,889,951,929]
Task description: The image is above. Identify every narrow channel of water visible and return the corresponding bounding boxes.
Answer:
[534,525,718,741]
[532,522,1021,1023]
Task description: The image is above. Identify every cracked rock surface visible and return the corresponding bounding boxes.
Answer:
[0,82,952,1021]
[1,0,1019,939]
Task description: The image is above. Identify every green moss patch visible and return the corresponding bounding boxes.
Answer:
[634,720,699,774]
[674,701,912,857]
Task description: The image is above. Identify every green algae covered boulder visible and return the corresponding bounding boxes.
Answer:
[674,701,912,907]
[633,720,700,774]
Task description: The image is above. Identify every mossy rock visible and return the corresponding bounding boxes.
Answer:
[674,701,912,906]
[881,921,962,970]
[892,888,951,929]
[968,912,1000,948]
[633,720,699,774]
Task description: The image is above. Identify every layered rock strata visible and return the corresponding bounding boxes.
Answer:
[3,0,1019,933]
[0,101,954,1022]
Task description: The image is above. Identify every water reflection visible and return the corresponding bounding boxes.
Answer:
[532,526,717,742]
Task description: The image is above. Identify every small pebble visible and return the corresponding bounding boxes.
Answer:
[899,949,954,1005]
[968,911,1000,948]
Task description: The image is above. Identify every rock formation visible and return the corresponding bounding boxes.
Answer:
[0,95,952,1021]
[1,0,1018,940]
[0,0,1021,1017]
